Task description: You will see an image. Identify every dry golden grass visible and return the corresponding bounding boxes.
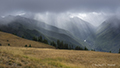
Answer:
[0,31,55,48]
[0,31,120,68]
[0,46,120,68]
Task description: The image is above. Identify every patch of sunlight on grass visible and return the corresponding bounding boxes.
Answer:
[48,61,70,68]
[47,61,83,68]
[39,58,80,68]
[22,55,29,59]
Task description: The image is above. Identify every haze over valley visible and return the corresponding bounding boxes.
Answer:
[0,11,120,53]
[0,0,120,68]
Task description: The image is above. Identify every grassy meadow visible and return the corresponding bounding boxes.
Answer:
[0,31,54,48]
[0,31,120,68]
[0,46,120,68]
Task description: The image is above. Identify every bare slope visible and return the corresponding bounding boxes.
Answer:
[0,46,120,68]
[0,31,55,48]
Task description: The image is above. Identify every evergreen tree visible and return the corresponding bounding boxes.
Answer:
[57,40,60,48]
[50,42,53,45]
[38,36,42,42]
[84,46,88,50]
[50,41,56,48]
[63,43,68,49]
[71,45,73,49]
[59,41,63,49]
[91,49,95,51]
[75,46,83,50]
[57,40,60,46]
[32,36,37,41]
[22,35,24,38]
[13,33,17,35]
[53,42,56,47]
[68,45,72,50]
[119,49,120,53]
[43,39,48,44]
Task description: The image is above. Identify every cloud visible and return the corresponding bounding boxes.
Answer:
[71,12,114,26]
[34,12,114,27]
[0,0,120,14]
[0,0,120,26]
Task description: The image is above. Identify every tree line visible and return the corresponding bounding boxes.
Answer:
[22,35,120,53]
[32,36,48,44]
[50,40,88,50]
[32,36,89,50]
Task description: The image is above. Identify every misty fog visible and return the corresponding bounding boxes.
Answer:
[0,0,120,28]
[0,0,120,53]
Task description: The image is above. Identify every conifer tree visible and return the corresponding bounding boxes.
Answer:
[84,46,88,50]
[38,36,42,42]
[43,39,48,44]
[32,36,37,41]
[75,46,83,50]
[119,49,120,53]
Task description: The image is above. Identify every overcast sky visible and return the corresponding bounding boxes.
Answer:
[0,0,120,26]
[0,0,120,13]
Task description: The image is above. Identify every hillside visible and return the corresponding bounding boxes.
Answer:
[0,46,120,68]
[0,30,120,68]
[0,15,82,47]
[1,15,120,53]
[95,17,120,53]
[0,31,55,48]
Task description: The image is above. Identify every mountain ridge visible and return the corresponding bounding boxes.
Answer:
[1,15,120,53]
[0,15,83,47]
[95,16,120,53]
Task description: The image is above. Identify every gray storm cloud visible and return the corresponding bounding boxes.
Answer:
[0,0,120,14]
[34,12,112,27]
[0,0,120,26]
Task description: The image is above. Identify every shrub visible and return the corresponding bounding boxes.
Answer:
[7,40,9,42]
[8,62,12,65]
[8,43,10,46]
[29,44,31,47]
[0,44,2,46]
[25,45,27,47]
[17,63,22,66]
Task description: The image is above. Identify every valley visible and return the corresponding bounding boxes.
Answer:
[0,23,120,68]
[0,0,120,68]
[0,15,120,53]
